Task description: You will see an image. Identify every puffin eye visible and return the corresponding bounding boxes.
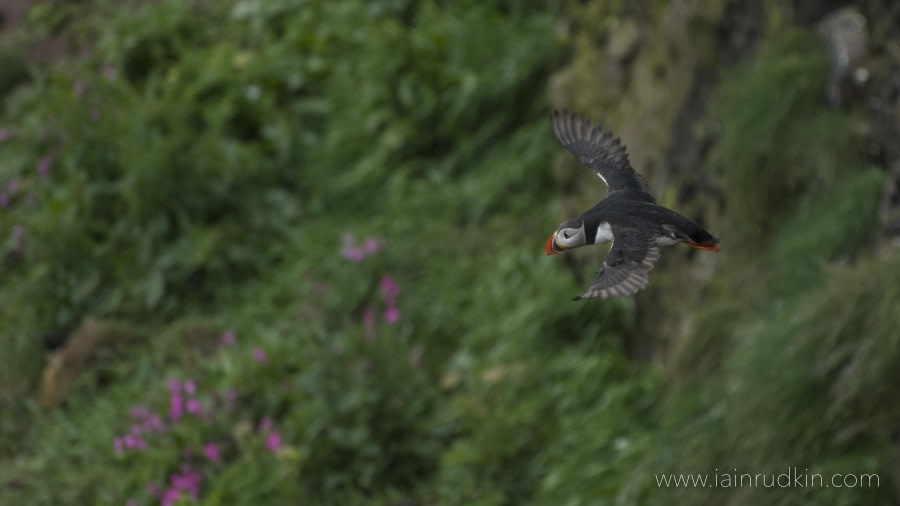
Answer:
[562,231,571,239]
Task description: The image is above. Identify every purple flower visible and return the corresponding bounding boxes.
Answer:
[204,443,220,462]
[186,398,202,415]
[341,233,365,262]
[364,237,382,254]
[161,488,182,506]
[122,434,147,450]
[130,405,150,419]
[265,432,282,453]
[252,347,267,364]
[380,274,400,300]
[0,192,9,208]
[103,63,118,81]
[73,80,86,98]
[170,392,184,422]
[0,128,10,142]
[166,467,201,503]
[144,413,166,433]
[259,416,273,432]
[36,156,53,177]
[362,306,376,341]
[147,482,162,498]
[184,380,196,395]
[114,437,125,453]
[221,330,236,346]
[6,180,18,194]
[384,305,400,324]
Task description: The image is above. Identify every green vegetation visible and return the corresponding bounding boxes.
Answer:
[1,1,898,505]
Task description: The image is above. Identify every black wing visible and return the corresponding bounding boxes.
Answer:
[575,231,660,300]
[551,109,652,196]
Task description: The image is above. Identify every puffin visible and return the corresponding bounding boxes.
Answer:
[545,110,720,300]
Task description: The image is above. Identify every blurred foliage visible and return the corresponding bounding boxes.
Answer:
[1,0,898,505]
[634,25,895,506]
[0,0,559,393]
[715,29,860,251]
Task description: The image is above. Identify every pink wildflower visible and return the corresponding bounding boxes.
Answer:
[186,398,202,415]
[341,233,365,262]
[147,482,162,498]
[36,156,52,177]
[364,237,382,254]
[362,306,376,341]
[265,432,282,453]
[130,405,149,419]
[221,330,236,346]
[384,305,400,324]
[204,443,220,462]
[122,434,147,450]
[73,80,86,98]
[252,347,267,363]
[0,128,10,142]
[380,274,400,299]
[103,63,118,81]
[163,467,201,505]
[170,392,184,422]
[161,488,182,506]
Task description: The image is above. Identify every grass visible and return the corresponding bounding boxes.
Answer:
[1,1,897,505]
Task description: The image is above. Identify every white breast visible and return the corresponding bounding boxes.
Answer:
[594,222,614,244]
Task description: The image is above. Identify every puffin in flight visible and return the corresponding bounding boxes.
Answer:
[546,110,720,300]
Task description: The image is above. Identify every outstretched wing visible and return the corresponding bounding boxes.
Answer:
[551,109,652,196]
[575,231,660,300]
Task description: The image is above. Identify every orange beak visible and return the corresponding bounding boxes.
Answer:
[545,232,561,255]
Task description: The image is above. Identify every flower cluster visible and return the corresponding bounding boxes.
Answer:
[114,406,166,453]
[361,274,402,340]
[0,179,18,208]
[168,379,204,422]
[36,155,53,178]
[115,331,288,505]
[160,467,202,506]
[341,233,382,262]
[259,416,283,454]
[380,274,401,324]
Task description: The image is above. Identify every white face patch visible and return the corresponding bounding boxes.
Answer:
[557,225,586,249]
[595,222,613,244]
